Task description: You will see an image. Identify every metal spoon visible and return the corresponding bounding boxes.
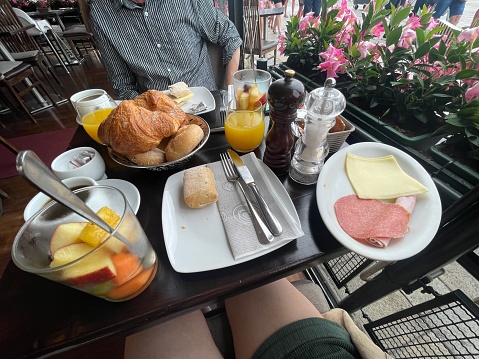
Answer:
[16,150,124,242]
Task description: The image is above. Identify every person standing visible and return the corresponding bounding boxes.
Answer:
[303,0,321,17]
[272,0,284,35]
[433,0,466,25]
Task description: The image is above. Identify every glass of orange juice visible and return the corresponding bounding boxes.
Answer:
[225,100,265,153]
[78,92,117,143]
[82,108,116,143]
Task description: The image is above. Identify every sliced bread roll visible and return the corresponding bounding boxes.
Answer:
[183,167,218,208]
[126,148,166,166]
[165,124,204,162]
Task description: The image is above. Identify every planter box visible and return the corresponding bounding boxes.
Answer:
[428,145,479,187]
[345,102,443,151]
[270,64,352,93]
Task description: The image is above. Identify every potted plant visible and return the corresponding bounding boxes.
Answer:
[278,0,479,150]
[429,76,479,184]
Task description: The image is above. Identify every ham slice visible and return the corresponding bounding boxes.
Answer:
[334,195,416,247]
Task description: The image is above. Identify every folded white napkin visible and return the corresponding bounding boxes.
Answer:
[208,153,304,260]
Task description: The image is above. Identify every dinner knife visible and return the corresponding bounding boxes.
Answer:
[227,149,283,236]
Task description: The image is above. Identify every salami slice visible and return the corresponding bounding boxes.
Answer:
[334,195,411,244]
[366,196,416,248]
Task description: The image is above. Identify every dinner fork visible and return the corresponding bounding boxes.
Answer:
[220,153,274,245]
[219,89,227,125]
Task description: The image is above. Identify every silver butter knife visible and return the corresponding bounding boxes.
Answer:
[227,149,283,236]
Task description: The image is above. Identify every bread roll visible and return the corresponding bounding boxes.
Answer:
[183,167,218,209]
[165,124,204,162]
[126,148,166,166]
[329,116,346,133]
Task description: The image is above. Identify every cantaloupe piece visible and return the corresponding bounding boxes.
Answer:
[106,263,156,300]
[112,252,143,285]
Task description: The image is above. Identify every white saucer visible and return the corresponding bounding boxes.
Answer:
[97,179,141,214]
[24,179,140,221]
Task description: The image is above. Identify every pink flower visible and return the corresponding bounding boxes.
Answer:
[465,82,479,102]
[299,15,313,31]
[357,41,375,59]
[406,15,422,30]
[398,29,417,48]
[278,35,287,55]
[319,45,347,78]
[318,61,343,78]
[458,27,479,42]
[370,22,385,38]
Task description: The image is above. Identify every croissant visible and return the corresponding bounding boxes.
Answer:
[98,90,188,155]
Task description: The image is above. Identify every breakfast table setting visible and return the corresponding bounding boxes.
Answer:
[0,71,444,358]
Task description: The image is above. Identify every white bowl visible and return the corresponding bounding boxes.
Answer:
[24,176,97,221]
[51,147,106,181]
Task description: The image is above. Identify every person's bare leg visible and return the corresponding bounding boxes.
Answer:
[291,0,296,16]
[273,3,283,35]
[225,279,323,359]
[449,15,461,25]
[124,310,223,359]
[284,0,289,17]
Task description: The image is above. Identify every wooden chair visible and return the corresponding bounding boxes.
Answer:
[62,24,100,60]
[242,0,278,69]
[436,19,462,41]
[0,0,63,91]
[12,7,80,72]
[0,61,57,123]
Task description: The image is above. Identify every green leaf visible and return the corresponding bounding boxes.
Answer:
[390,7,412,27]
[386,27,403,47]
[415,43,431,59]
[456,69,479,79]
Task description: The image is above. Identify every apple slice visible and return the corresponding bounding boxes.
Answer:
[50,243,117,286]
[258,92,267,105]
[49,222,87,257]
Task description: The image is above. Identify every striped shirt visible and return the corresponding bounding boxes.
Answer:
[90,0,242,100]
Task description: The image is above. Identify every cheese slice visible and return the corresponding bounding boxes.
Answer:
[167,91,194,106]
[345,152,428,199]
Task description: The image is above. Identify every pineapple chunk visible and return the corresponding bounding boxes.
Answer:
[79,207,121,247]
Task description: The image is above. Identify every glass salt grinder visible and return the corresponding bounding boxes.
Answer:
[289,78,346,185]
[263,70,306,176]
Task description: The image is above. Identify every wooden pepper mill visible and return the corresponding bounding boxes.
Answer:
[263,70,306,175]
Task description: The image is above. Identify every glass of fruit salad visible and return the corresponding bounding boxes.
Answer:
[225,100,265,153]
[12,186,158,302]
[233,69,271,111]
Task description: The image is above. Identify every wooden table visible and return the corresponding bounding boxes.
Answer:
[259,7,284,40]
[0,98,347,358]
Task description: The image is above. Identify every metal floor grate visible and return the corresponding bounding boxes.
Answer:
[364,290,479,358]
[323,252,372,288]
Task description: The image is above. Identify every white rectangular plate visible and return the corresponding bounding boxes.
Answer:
[164,86,216,115]
[162,161,300,273]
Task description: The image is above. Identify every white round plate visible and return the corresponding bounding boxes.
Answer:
[24,178,140,221]
[316,142,442,261]
[97,179,141,214]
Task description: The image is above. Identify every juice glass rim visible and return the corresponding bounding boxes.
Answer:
[11,185,128,275]
[233,68,272,82]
